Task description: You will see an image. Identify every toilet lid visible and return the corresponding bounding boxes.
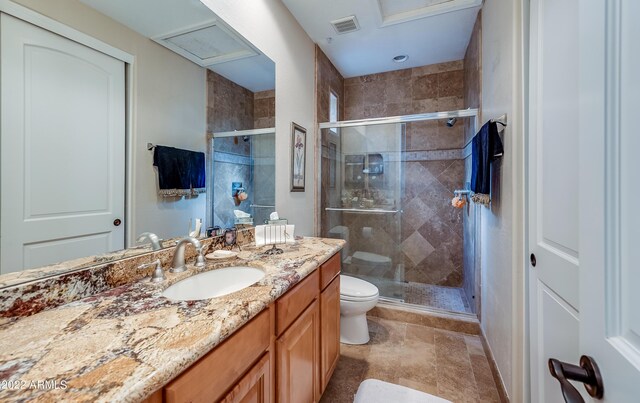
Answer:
[352,251,392,264]
[340,275,379,299]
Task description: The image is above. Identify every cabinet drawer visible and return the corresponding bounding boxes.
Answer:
[320,253,341,291]
[165,307,271,403]
[276,270,319,336]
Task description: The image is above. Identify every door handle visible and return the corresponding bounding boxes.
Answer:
[548,355,604,403]
[113,218,122,227]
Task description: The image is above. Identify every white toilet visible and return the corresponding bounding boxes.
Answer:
[340,275,379,345]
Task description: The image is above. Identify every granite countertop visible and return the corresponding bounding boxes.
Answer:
[0,237,344,402]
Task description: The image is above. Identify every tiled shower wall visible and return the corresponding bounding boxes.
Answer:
[254,89,275,129]
[207,71,275,228]
[333,62,468,287]
[317,46,345,238]
[463,12,482,314]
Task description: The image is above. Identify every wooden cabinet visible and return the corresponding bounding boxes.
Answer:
[164,308,271,403]
[320,276,340,391]
[319,252,340,290]
[143,251,342,403]
[276,270,319,336]
[276,299,320,403]
[221,353,271,403]
[273,253,340,402]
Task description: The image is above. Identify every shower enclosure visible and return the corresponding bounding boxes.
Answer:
[320,110,478,314]
[210,128,276,229]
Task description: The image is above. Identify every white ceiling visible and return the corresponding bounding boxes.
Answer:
[281,0,482,78]
[79,0,275,92]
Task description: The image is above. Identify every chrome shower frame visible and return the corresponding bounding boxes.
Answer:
[318,108,480,316]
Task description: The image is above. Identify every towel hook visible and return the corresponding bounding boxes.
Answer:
[454,189,470,198]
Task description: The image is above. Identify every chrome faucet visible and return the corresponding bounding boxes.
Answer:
[138,259,165,282]
[137,232,163,251]
[170,236,206,273]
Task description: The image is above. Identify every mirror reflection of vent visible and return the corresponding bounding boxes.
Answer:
[155,22,258,67]
[330,16,360,34]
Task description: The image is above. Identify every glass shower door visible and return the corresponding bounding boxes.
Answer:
[212,129,275,229]
[249,132,275,225]
[321,123,406,302]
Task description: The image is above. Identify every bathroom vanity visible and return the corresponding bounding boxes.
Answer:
[0,236,343,403]
[145,252,341,402]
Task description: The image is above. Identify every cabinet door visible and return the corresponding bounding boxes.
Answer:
[221,353,271,403]
[276,299,320,403]
[164,309,271,403]
[320,276,340,392]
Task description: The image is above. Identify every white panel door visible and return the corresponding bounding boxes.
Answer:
[578,0,640,401]
[0,14,125,273]
[528,0,582,401]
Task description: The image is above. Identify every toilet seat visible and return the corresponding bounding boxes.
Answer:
[341,293,379,302]
[340,275,379,301]
[352,251,392,265]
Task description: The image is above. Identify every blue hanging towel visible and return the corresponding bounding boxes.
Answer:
[470,121,503,206]
[153,146,206,197]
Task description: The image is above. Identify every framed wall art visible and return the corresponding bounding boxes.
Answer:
[291,122,306,192]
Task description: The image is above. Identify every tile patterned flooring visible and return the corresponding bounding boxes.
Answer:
[403,283,471,313]
[359,274,472,313]
[320,317,501,403]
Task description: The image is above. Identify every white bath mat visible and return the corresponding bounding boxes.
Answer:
[354,379,452,403]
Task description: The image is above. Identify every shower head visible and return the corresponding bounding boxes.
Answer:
[446,117,458,127]
[242,136,250,142]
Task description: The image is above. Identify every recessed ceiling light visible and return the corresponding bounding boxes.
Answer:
[393,55,408,63]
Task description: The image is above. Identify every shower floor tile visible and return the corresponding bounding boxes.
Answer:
[403,282,472,313]
[349,274,472,313]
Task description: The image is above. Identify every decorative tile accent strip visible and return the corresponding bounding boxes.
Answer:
[402,149,465,162]
[213,151,252,166]
[463,141,473,159]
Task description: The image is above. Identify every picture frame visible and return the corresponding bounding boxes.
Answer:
[290,122,306,192]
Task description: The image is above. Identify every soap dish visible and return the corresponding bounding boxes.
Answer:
[205,250,239,260]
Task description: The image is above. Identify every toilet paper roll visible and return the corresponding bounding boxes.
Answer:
[362,227,373,239]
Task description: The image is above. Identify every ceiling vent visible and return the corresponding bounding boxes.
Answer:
[330,16,360,34]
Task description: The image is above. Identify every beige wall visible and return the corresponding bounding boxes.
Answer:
[200,0,317,236]
[480,0,526,400]
[10,0,207,243]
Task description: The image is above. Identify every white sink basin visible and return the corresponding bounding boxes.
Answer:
[162,266,265,301]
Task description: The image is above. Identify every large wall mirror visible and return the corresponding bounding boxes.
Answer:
[0,0,275,280]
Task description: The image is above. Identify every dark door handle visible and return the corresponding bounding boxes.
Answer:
[548,355,604,403]
[113,218,122,227]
